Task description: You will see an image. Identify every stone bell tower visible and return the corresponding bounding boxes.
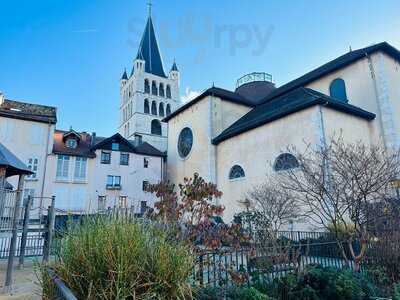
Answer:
[119,4,180,152]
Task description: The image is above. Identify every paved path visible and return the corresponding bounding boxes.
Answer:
[0,259,41,299]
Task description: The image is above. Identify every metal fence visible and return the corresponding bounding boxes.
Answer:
[0,229,46,258]
[192,241,351,287]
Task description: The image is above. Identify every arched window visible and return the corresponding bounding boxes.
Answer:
[151,101,157,115]
[144,99,150,114]
[274,153,299,171]
[229,165,245,180]
[152,81,158,96]
[166,85,171,99]
[329,78,347,102]
[144,79,150,94]
[159,102,165,117]
[166,104,171,116]
[159,83,165,97]
[151,119,162,135]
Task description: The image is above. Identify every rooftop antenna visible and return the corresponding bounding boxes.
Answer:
[349,45,352,52]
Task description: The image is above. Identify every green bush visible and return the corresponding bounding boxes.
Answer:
[263,265,379,300]
[393,283,400,300]
[39,218,194,300]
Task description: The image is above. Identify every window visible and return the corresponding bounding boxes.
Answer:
[107,175,121,189]
[120,153,129,165]
[66,138,77,149]
[229,165,245,180]
[98,196,107,211]
[144,99,150,114]
[274,153,299,171]
[111,142,119,151]
[166,85,171,98]
[329,78,347,102]
[56,155,70,180]
[151,81,158,96]
[74,157,87,180]
[166,104,171,116]
[177,127,193,158]
[118,196,127,208]
[142,180,149,191]
[144,79,150,93]
[101,151,111,164]
[151,101,157,115]
[143,157,149,168]
[140,201,147,214]
[159,102,165,117]
[159,83,165,97]
[151,119,162,135]
[27,158,38,179]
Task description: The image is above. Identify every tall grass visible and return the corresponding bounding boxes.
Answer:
[40,217,194,299]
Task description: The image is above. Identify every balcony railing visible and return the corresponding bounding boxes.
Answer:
[236,72,273,88]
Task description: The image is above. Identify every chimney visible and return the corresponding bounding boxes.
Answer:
[133,134,142,147]
[0,91,4,106]
[91,132,96,147]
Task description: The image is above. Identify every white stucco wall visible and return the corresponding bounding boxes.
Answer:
[44,149,163,214]
[0,116,54,212]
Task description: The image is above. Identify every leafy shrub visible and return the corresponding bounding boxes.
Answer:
[394,283,400,300]
[39,218,194,300]
[263,265,379,300]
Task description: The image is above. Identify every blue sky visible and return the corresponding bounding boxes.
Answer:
[1,0,399,136]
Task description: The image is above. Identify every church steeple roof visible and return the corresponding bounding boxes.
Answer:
[136,14,166,78]
[121,69,128,80]
[171,60,179,72]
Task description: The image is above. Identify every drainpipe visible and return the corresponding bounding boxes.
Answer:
[365,53,389,150]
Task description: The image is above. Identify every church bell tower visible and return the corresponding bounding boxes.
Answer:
[119,3,180,152]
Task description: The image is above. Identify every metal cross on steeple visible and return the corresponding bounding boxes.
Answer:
[147,0,152,17]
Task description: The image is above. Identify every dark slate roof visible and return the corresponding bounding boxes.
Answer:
[136,16,166,78]
[0,99,57,124]
[92,133,165,157]
[53,131,165,158]
[121,69,128,80]
[163,86,255,122]
[260,42,400,104]
[53,130,96,158]
[0,142,33,177]
[212,88,376,145]
[171,61,178,72]
[130,140,166,157]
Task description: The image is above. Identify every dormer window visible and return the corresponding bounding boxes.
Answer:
[66,138,78,149]
[111,142,119,151]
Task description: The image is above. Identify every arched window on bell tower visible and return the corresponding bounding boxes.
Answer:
[159,83,165,97]
[144,79,150,94]
[152,81,158,96]
[151,119,162,135]
[144,99,150,114]
[166,85,171,99]
[159,102,165,117]
[151,101,157,115]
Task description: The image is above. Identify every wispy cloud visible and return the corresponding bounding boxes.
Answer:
[72,29,98,33]
[181,87,201,103]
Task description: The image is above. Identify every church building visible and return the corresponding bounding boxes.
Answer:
[164,42,400,226]
[118,8,180,152]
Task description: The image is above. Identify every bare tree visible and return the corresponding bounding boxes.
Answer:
[246,180,301,233]
[278,136,400,271]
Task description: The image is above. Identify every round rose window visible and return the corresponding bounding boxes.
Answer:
[177,127,193,158]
